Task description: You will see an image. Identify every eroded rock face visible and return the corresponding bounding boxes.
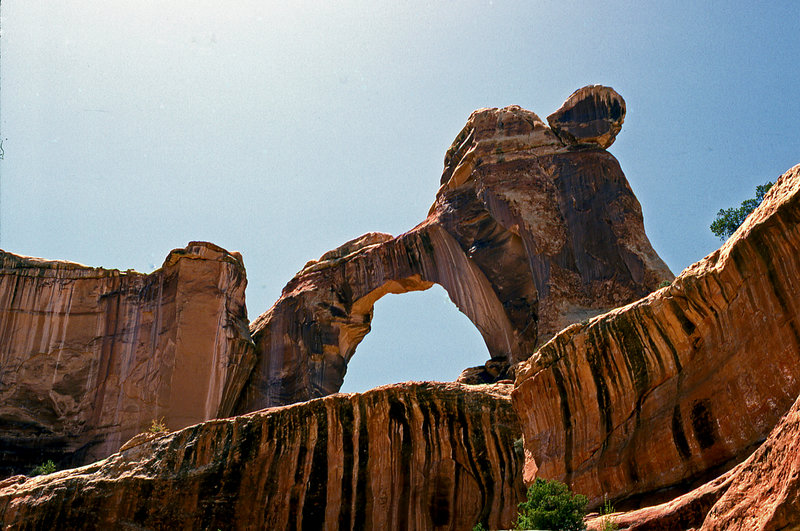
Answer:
[236,87,672,411]
[598,386,800,530]
[0,242,254,477]
[546,85,625,149]
[0,382,524,531]
[513,164,800,508]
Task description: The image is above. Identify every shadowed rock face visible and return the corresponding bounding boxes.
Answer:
[236,89,673,412]
[0,382,524,531]
[0,242,254,477]
[596,382,800,531]
[547,85,626,148]
[513,164,800,508]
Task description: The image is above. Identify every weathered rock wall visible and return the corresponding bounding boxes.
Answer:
[596,386,800,530]
[513,164,800,507]
[0,242,254,476]
[237,86,673,411]
[0,382,524,531]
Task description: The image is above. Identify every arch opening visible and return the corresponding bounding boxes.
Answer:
[338,284,490,394]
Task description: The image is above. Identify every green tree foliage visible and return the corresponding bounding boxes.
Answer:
[710,182,773,240]
[515,478,588,531]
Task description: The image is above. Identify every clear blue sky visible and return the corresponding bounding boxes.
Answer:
[1,2,798,393]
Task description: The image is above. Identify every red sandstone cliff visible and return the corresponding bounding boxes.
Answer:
[0,382,523,530]
[0,242,254,477]
[590,380,800,530]
[513,163,800,509]
[0,91,798,530]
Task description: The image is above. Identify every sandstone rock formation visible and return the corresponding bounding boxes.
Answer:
[0,242,254,477]
[236,87,673,411]
[547,85,626,149]
[0,382,524,531]
[513,163,800,508]
[591,385,800,530]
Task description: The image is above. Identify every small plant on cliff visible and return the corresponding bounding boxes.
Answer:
[515,478,588,531]
[472,523,488,531]
[599,495,618,531]
[31,459,56,476]
[710,181,773,240]
[149,418,168,434]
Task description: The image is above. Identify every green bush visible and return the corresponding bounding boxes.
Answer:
[31,459,57,476]
[516,478,588,531]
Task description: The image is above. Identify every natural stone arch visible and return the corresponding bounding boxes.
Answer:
[234,86,675,412]
[234,224,522,412]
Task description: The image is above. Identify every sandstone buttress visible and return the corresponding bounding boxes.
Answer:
[0,242,255,476]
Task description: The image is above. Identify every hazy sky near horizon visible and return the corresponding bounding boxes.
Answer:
[1,2,799,393]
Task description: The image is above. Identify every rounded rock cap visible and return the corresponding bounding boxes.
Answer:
[546,85,626,149]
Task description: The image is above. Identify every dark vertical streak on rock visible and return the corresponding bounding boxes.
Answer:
[671,405,691,460]
[302,405,328,530]
[388,397,412,530]
[338,402,354,530]
[614,313,649,396]
[648,307,682,372]
[353,400,369,531]
[551,366,574,479]
[668,299,696,337]
[263,421,284,527]
[586,327,612,442]
[751,230,800,349]
[464,394,494,524]
[288,420,308,531]
[690,400,717,450]
[489,421,507,490]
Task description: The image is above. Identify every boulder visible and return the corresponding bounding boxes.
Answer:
[0,242,254,476]
[546,85,626,148]
[513,164,800,507]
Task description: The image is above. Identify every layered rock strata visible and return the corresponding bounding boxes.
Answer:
[513,164,800,507]
[0,242,254,477]
[237,85,673,411]
[0,382,524,531]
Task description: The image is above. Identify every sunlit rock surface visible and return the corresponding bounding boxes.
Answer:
[236,86,672,411]
[0,242,254,477]
[514,164,800,508]
[0,382,524,531]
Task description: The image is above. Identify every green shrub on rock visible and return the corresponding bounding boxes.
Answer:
[515,478,587,531]
[31,460,57,476]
